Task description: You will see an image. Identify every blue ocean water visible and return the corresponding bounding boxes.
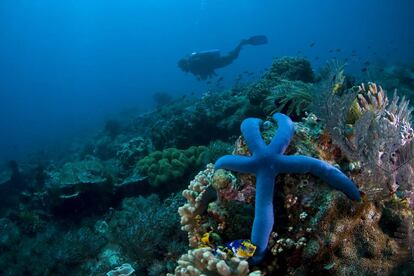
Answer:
[0,0,413,161]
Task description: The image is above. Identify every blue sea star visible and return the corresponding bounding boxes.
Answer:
[214,113,361,264]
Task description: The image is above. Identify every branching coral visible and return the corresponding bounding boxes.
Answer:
[178,164,217,247]
[172,247,255,276]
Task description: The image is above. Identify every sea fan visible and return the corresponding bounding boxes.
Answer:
[311,61,414,200]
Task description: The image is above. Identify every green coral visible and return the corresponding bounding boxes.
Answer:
[136,146,210,187]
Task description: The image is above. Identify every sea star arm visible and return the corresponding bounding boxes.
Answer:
[279,155,361,201]
[269,113,295,154]
[250,169,276,265]
[214,155,258,174]
[241,118,266,153]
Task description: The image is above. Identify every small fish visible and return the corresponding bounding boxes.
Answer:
[297,50,302,54]
[314,56,320,60]
[225,240,256,259]
[361,67,368,72]
[328,49,333,53]
[309,42,316,47]
[344,58,349,62]
[336,48,341,52]
[206,80,212,84]
[363,61,370,66]
[217,76,224,82]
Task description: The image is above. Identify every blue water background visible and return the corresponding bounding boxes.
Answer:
[0,0,413,161]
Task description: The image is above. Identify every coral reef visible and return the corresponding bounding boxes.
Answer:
[47,157,109,189]
[179,164,217,247]
[264,57,314,83]
[148,90,257,149]
[136,146,211,188]
[173,80,413,274]
[172,247,256,276]
[2,56,414,275]
[247,57,314,110]
[116,136,153,168]
[0,193,186,275]
[110,193,187,275]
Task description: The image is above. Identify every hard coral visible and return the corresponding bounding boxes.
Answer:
[172,247,253,276]
[178,164,217,247]
[136,146,210,187]
[265,57,314,83]
[116,137,153,168]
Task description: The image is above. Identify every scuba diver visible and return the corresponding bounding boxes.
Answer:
[178,35,268,80]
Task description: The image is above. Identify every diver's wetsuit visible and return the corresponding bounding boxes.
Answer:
[178,35,268,80]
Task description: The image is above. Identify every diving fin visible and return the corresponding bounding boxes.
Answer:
[245,35,268,46]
